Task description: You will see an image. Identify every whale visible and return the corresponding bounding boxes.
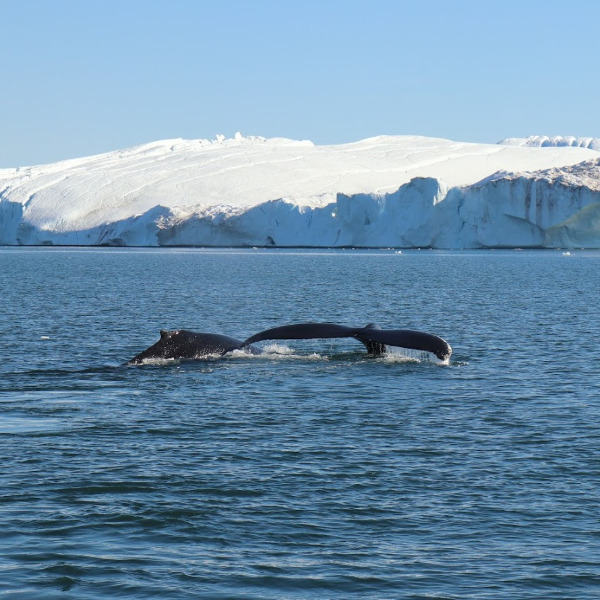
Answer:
[128,323,451,364]
[127,329,253,364]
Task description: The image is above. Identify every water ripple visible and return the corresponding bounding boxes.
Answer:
[2,249,600,598]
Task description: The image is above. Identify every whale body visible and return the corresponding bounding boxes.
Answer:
[127,329,252,364]
[128,323,452,364]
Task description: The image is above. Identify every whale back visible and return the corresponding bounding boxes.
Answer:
[128,330,245,364]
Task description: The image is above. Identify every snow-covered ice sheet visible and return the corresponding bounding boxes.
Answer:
[1,133,599,248]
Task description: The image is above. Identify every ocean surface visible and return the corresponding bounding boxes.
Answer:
[1,247,599,599]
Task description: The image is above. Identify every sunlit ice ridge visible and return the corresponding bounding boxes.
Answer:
[2,133,600,248]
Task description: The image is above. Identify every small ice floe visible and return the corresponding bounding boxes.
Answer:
[40,336,51,340]
[562,251,571,256]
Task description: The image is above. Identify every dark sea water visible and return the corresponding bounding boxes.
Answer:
[1,247,600,599]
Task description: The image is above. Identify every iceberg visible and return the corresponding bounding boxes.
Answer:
[1,133,600,248]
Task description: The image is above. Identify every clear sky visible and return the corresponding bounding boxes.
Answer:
[2,0,600,167]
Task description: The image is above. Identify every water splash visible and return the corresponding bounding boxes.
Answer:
[382,346,450,365]
[231,344,323,361]
[129,345,449,366]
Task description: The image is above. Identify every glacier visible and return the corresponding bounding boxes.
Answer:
[1,133,600,248]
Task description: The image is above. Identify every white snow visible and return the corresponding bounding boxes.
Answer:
[1,133,600,248]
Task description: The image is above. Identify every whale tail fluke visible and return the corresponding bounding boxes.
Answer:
[242,322,451,361]
[356,327,452,361]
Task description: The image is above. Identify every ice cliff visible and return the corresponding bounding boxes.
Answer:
[1,134,600,248]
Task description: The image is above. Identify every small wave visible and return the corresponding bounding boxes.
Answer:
[0,415,62,434]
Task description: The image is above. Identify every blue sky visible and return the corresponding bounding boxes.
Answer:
[2,0,600,167]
